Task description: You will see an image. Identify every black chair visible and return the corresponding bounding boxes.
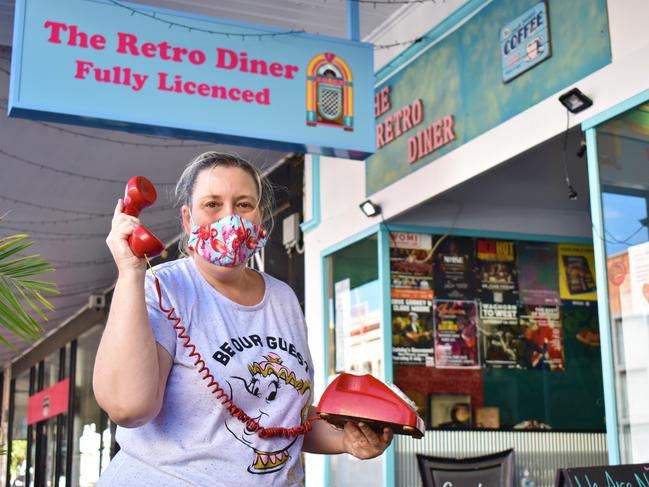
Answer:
[417,448,515,487]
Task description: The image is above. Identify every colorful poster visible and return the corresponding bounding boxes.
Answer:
[518,305,564,371]
[433,236,477,300]
[607,251,631,319]
[390,232,434,300]
[480,303,520,368]
[627,241,649,314]
[433,300,479,368]
[517,241,560,305]
[392,297,434,366]
[334,278,351,372]
[558,244,597,302]
[476,239,518,303]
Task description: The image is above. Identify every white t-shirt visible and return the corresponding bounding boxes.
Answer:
[98,258,314,487]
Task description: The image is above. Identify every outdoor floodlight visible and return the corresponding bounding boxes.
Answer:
[360,199,381,218]
[559,88,593,114]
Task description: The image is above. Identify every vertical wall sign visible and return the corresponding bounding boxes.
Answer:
[9,0,375,158]
[500,1,552,83]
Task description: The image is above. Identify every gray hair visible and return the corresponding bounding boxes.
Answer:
[174,152,274,254]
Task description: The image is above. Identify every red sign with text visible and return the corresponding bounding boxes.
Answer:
[27,378,69,425]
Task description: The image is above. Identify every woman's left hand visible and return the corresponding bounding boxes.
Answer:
[342,422,393,460]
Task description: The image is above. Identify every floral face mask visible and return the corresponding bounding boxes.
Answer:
[187,214,268,267]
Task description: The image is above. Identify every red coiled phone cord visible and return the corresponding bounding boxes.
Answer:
[148,262,317,440]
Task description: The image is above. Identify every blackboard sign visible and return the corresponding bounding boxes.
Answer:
[417,449,514,487]
[556,463,649,487]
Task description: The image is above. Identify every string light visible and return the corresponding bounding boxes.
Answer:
[49,256,122,267]
[0,193,111,216]
[51,287,112,298]
[2,223,180,239]
[0,95,213,149]
[42,301,92,314]
[0,193,175,216]
[106,0,305,38]
[33,121,215,149]
[0,147,177,186]
[3,214,108,225]
[374,37,425,49]
[54,277,116,292]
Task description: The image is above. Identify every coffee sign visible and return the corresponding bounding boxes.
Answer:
[500,1,552,82]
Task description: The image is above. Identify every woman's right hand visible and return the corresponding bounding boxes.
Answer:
[106,198,147,275]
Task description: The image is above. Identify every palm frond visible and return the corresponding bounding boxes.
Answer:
[0,231,58,349]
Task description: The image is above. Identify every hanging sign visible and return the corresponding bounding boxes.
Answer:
[500,1,552,83]
[9,0,375,159]
[27,378,70,425]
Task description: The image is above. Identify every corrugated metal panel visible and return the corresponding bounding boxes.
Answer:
[396,431,607,487]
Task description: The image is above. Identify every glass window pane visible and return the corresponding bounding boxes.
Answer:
[327,235,382,379]
[325,234,383,487]
[597,103,649,463]
[10,369,30,487]
[71,324,110,487]
[41,348,67,487]
[388,232,604,432]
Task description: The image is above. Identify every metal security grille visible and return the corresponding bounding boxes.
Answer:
[319,88,341,119]
[395,431,607,487]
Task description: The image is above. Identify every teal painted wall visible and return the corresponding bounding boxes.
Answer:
[367,0,611,195]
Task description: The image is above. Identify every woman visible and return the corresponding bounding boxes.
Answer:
[94,152,392,486]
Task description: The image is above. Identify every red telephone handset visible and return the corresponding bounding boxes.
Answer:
[123,176,165,258]
[317,373,425,439]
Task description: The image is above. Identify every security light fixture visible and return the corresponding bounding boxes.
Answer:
[568,184,578,201]
[360,199,381,217]
[559,88,593,114]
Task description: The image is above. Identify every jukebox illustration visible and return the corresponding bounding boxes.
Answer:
[306,53,353,131]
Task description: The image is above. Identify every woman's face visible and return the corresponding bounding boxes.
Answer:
[182,165,262,233]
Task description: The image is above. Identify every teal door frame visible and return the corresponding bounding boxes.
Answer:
[320,223,395,487]
[580,86,649,465]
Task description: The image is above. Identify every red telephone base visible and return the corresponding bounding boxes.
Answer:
[318,412,424,439]
[316,373,425,439]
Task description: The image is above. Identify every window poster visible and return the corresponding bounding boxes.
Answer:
[390,232,434,300]
[476,239,518,303]
[627,241,649,314]
[517,241,560,305]
[518,305,564,371]
[607,251,631,319]
[392,297,435,366]
[334,278,351,372]
[558,244,597,303]
[433,236,477,300]
[433,300,479,368]
[480,303,520,368]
